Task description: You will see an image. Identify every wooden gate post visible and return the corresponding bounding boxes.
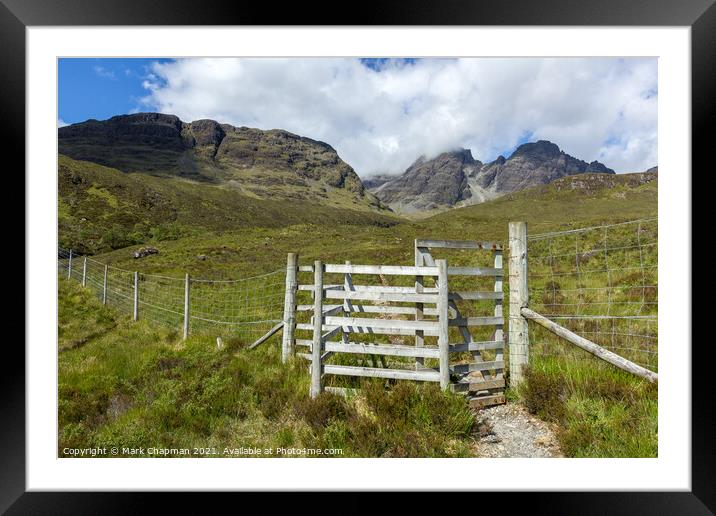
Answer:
[508,221,529,387]
[67,250,73,280]
[82,257,87,287]
[436,259,450,390]
[310,260,324,398]
[281,253,298,362]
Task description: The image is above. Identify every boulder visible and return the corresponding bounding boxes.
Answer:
[133,246,159,259]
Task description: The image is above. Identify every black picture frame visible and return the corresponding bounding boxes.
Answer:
[6,0,711,512]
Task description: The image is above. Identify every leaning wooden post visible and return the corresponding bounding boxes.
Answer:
[436,259,450,390]
[183,273,191,340]
[521,307,658,383]
[133,271,139,321]
[67,250,73,280]
[508,221,529,387]
[310,260,324,398]
[82,257,87,287]
[281,253,298,362]
[102,265,108,305]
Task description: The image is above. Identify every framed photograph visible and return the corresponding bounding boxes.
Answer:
[8,0,711,511]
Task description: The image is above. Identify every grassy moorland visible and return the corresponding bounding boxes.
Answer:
[58,163,658,457]
[58,280,476,458]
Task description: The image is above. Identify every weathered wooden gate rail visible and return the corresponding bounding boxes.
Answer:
[281,239,507,404]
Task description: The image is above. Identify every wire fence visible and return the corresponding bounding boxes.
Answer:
[58,247,285,343]
[526,218,658,372]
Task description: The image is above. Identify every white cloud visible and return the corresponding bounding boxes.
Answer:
[94,65,116,80]
[138,57,657,175]
[58,118,69,128]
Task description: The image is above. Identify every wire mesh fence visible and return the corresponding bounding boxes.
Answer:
[526,218,658,372]
[58,247,285,343]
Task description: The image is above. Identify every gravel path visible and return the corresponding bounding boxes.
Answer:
[473,403,563,458]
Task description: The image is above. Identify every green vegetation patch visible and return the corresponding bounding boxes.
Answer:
[58,279,476,458]
[520,356,657,457]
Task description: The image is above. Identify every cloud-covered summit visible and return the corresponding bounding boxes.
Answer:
[136,57,657,176]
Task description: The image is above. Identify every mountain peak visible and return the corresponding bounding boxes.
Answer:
[369,140,616,213]
[510,140,561,159]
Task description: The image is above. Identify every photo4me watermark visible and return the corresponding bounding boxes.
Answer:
[61,446,344,457]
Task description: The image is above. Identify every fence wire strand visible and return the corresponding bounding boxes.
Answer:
[526,218,658,372]
[58,248,284,343]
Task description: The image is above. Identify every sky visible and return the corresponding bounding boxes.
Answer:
[58,57,658,175]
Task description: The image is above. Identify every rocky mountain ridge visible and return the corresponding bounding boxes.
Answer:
[369,140,615,213]
[59,113,382,210]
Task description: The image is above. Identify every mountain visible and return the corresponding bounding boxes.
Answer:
[369,149,480,212]
[59,113,385,211]
[367,140,615,214]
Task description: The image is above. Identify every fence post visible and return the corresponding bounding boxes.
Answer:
[436,259,450,390]
[508,221,529,387]
[67,250,73,280]
[102,265,108,305]
[310,260,324,398]
[183,273,191,340]
[82,257,87,287]
[281,253,298,362]
[133,271,139,321]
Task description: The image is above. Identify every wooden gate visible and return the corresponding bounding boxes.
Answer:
[280,242,505,408]
[415,239,506,408]
[291,261,450,397]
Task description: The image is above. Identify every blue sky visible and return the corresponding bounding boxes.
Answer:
[58,57,658,175]
[58,58,418,126]
[58,58,172,126]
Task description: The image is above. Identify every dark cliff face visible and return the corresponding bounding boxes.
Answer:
[372,149,482,211]
[480,140,615,193]
[370,140,615,212]
[58,112,365,196]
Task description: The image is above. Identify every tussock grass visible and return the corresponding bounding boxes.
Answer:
[58,279,476,457]
[59,166,659,458]
[520,356,657,457]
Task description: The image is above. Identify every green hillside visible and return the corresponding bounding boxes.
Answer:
[59,155,398,255]
[58,160,658,458]
[80,170,657,279]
